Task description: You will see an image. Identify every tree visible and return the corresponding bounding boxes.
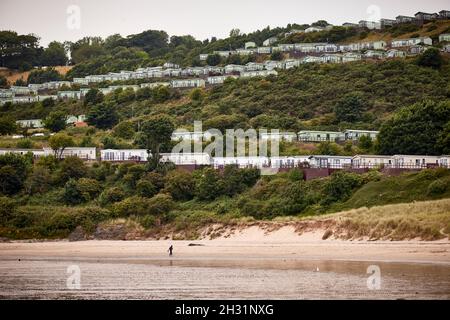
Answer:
[113,121,135,139]
[334,93,365,123]
[40,41,68,66]
[25,166,52,194]
[0,117,17,135]
[317,141,341,155]
[27,68,62,84]
[43,111,67,133]
[0,153,31,195]
[206,54,221,66]
[136,115,175,170]
[416,48,443,69]
[193,168,223,201]
[270,51,283,61]
[358,135,374,152]
[63,178,101,204]
[377,100,450,155]
[56,156,88,183]
[86,103,118,129]
[164,170,195,201]
[49,133,74,160]
[229,28,241,37]
[84,88,104,106]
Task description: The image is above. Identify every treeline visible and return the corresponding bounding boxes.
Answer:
[0,31,67,70]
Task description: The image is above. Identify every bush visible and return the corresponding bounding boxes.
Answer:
[98,187,126,206]
[113,121,135,139]
[56,156,88,184]
[147,194,175,215]
[322,171,364,205]
[136,179,157,198]
[0,196,18,225]
[427,179,448,196]
[112,196,151,217]
[164,170,195,201]
[63,178,102,204]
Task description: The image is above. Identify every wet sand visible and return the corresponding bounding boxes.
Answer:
[0,239,449,299]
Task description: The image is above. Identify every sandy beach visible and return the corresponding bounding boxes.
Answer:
[0,227,449,299]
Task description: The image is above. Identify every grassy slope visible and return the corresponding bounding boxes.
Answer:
[338,169,450,210]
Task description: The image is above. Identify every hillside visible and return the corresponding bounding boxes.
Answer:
[0,66,73,85]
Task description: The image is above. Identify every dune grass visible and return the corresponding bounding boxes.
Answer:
[325,198,450,241]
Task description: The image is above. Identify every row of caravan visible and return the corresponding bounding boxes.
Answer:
[1,148,449,169]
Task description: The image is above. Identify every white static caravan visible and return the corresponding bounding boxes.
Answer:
[240,70,278,78]
[298,130,343,142]
[352,155,393,168]
[224,64,246,74]
[73,78,90,86]
[260,132,297,142]
[438,156,450,168]
[391,37,433,48]
[44,147,97,161]
[264,60,285,70]
[392,155,440,168]
[199,54,209,61]
[207,75,239,85]
[263,37,278,47]
[0,148,45,159]
[58,91,82,100]
[16,119,43,128]
[171,79,206,88]
[387,49,406,58]
[270,156,310,168]
[284,59,301,69]
[0,89,14,98]
[140,82,170,89]
[257,47,272,54]
[322,54,342,64]
[171,131,204,142]
[245,62,265,71]
[213,156,270,169]
[342,53,362,63]
[344,130,379,141]
[101,149,149,162]
[161,153,211,166]
[309,155,353,169]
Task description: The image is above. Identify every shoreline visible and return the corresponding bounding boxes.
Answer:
[1,236,449,266]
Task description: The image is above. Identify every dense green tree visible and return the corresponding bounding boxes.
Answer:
[43,111,67,133]
[40,41,68,66]
[49,133,74,160]
[0,153,31,195]
[377,100,450,155]
[206,54,221,66]
[334,93,366,123]
[56,156,88,183]
[27,68,62,84]
[84,88,104,106]
[164,170,195,201]
[416,48,443,69]
[0,117,17,135]
[193,168,223,200]
[136,115,175,170]
[86,103,118,129]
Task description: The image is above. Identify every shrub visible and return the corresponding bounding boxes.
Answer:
[322,171,364,205]
[136,179,157,198]
[63,178,101,204]
[427,179,448,196]
[140,215,158,229]
[56,156,88,184]
[98,187,126,206]
[147,194,175,215]
[25,166,52,194]
[164,170,195,201]
[0,196,18,225]
[113,121,135,139]
[112,196,151,217]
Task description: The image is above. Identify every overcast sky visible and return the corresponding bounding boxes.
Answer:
[0,0,448,46]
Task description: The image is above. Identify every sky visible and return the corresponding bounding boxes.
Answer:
[0,0,448,47]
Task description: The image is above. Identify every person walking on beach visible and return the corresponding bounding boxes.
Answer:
[168,245,173,256]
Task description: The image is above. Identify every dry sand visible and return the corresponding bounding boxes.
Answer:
[0,227,449,264]
[0,228,449,299]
